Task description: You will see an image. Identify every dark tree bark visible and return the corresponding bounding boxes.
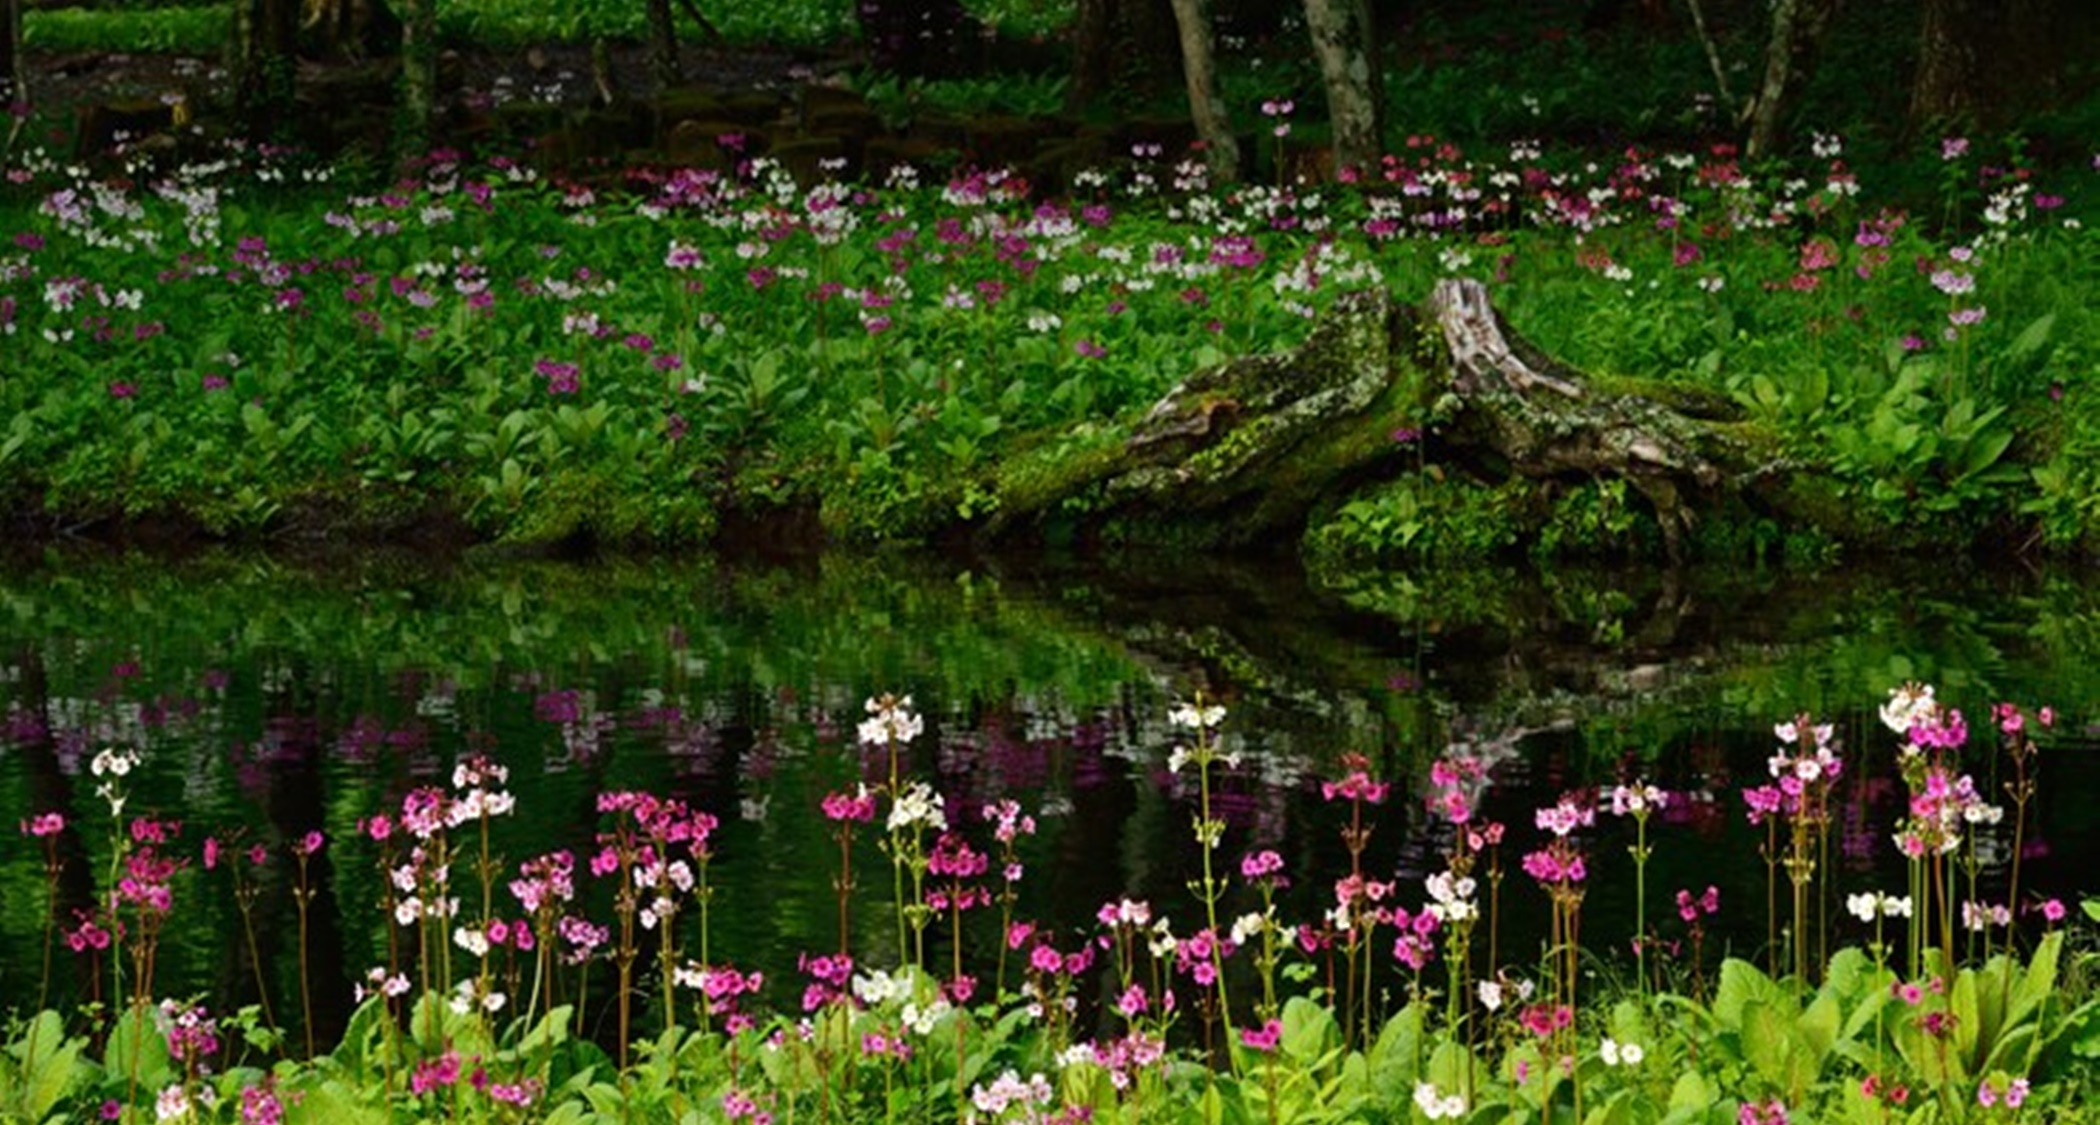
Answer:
[236,0,300,136]
[1743,0,1840,160]
[394,0,436,170]
[647,0,680,88]
[1071,0,1182,107]
[1909,0,1986,131]
[2,0,20,121]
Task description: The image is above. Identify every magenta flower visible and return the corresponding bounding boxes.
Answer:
[1240,849,1286,883]
[1239,1018,1283,1052]
[821,788,877,823]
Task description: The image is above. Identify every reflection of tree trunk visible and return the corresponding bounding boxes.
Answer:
[265,691,353,1056]
[1909,0,1985,131]
[1301,0,1382,177]
[1743,0,1839,160]
[15,647,100,1005]
[1165,0,1240,183]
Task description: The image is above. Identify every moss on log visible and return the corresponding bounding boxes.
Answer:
[975,279,1837,559]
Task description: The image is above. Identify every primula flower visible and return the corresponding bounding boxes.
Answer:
[858,693,922,745]
[1238,1018,1282,1051]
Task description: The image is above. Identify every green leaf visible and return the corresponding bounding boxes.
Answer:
[11,1012,83,1123]
[1667,1070,1719,1113]
[1742,1001,1793,1087]
[2007,312,2056,360]
[1713,958,1780,1030]
[1281,995,1341,1067]
[103,1004,172,1090]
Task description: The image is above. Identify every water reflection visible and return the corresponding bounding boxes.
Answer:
[1,546,2094,1048]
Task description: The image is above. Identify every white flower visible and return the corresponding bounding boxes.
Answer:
[1166,745,1193,774]
[901,997,950,1036]
[1600,1037,1644,1066]
[1231,911,1268,945]
[1846,893,1880,923]
[1476,979,1505,1011]
[454,925,490,957]
[1168,701,1227,730]
[886,782,947,832]
[156,1083,191,1121]
[91,747,138,778]
[858,694,923,746]
[852,966,914,1007]
[1412,1082,1467,1119]
[1880,683,1937,734]
[1425,871,1478,923]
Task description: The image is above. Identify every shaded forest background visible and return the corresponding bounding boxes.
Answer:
[1,0,2096,184]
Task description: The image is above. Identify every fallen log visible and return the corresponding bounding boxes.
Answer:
[980,278,1819,559]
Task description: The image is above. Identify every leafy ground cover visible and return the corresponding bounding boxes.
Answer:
[4,689,2095,1124]
[0,118,2093,556]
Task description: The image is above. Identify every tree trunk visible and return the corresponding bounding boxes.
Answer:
[1165,0,1240,183]
[647,0,680,89]
[1072,0,1118,104]
[1300,0,1382,177]
[1743,0,1840,160]
[977,281,1813,560]
[1909,0,1986,132]
[2,0,22,161]
[1071,0,1182,108]
[2,0,18,109]
[395,0,436,171]
[236,0,300,137]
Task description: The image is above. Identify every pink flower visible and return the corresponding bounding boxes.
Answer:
[1239,1018,1282,1052]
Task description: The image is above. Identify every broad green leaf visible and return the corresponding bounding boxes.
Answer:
[1667,1070,1718,1113]
[102,1004,172,1090]
[1713,959,1779,1030]
[2007,312,2056,360]
[1281,995,1341,1068]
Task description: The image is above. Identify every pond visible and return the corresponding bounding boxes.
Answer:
[2,545,2095,1052]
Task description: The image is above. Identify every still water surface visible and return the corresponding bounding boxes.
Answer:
[2,546,2094,1046]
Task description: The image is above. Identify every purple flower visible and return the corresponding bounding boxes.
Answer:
[108,382,137,399]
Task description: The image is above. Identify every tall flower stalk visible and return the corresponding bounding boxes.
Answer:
[1169,694,1236,1048]
[1322,753,1389,1049]
[861,693,926,964]
[1609,781,1666,994]
[290,829,325,1058]
[1769,715,1841,985]
[1525,794,1591,1118]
